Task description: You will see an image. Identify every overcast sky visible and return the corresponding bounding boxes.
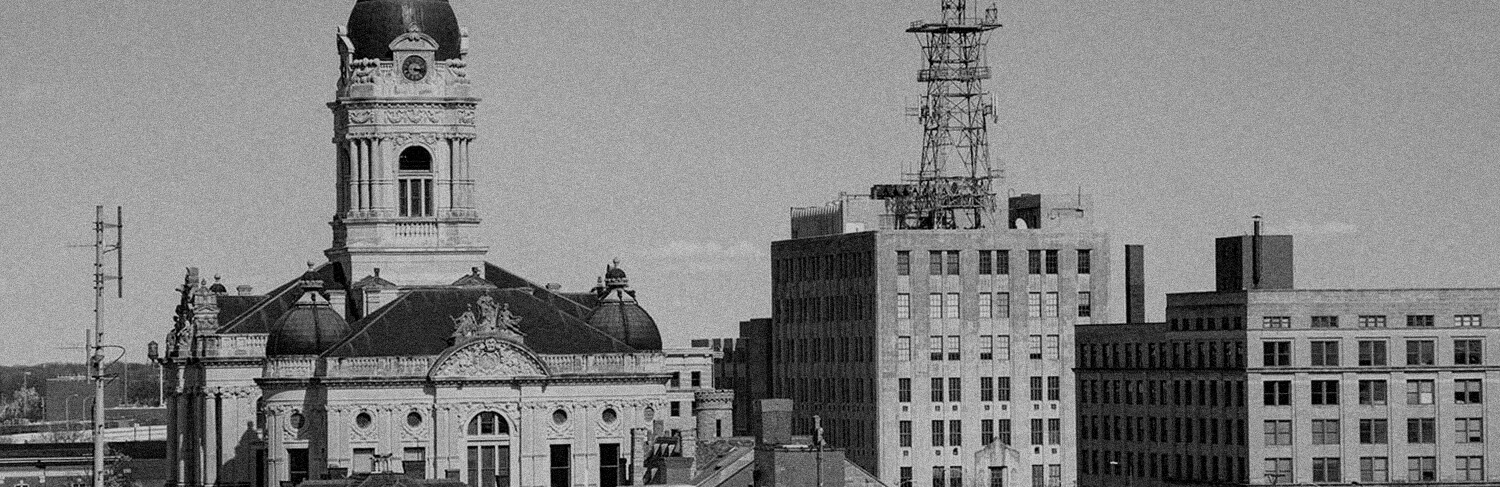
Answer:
[2,1,1497,365]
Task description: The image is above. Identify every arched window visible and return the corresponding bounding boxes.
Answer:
[398,146,434,217]
[466,411,511,487]
[467,411,509,436]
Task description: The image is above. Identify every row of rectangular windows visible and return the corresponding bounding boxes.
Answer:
[773,336,874,364]
[1082,415,1246,446]
[1262,378,1484,406]
[1262,338,1485,367]
[1079,378,1247,408]
[897,335,1061,362]
[897,292,1091,319]
[896,376,1061,402]
[899,464,1063,487]
[1084,450,1246,486]
[774,294,874,323]
[1261,456,1484,483]
[771,251,875,283]
[1079,340,1246,370]
[775,376,876,405]
[1087,451,1487,485]
[1260,314,1483,329]
[896,249,1092,276]
[896,418,1061,448]
[1263,417,1485,446]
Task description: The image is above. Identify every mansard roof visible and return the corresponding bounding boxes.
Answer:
[324,287,640,357]
[216,263,345,334]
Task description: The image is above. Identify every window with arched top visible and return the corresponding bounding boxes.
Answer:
[398,146,434,217]
[466,411,512,487]
[467,411,509,436]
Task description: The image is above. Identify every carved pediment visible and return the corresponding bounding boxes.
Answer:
[428,337,548,379]
[390,32,439,53]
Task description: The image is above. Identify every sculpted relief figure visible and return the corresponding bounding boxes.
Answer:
[452,296,524,341]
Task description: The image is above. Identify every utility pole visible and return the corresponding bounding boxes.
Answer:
[89,205,124,486]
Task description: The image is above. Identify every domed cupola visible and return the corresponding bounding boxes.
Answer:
[584,259,663,350]
[346,0,464,61]
[266,265,351,356]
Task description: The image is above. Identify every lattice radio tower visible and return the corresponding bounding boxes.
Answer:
[874,1,1002,230]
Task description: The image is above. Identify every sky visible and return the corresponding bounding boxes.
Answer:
[1,1,1498,366]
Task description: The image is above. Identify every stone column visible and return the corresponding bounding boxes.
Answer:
[203,389,220,487]
[374,138,388,212]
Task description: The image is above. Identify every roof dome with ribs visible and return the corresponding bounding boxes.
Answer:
[346,0,463,60]
[584,260,663,351]
[266,269,350,356]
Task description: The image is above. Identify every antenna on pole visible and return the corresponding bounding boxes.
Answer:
[88,205,124,487]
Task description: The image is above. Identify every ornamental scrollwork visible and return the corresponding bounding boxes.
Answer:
[430,337,546,378]
[348,110,375,124]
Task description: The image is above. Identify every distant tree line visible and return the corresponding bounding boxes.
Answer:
[0,362,162,422]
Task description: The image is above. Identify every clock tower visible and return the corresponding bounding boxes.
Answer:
[326,0,486,286]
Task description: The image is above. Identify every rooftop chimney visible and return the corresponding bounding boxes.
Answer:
[1126,245,1145,324]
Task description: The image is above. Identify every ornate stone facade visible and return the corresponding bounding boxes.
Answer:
[154,3,727,487]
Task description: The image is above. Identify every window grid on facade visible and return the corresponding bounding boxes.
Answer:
[1457,456,1485,481]
[995,293,1010,318]
[1455,314,1482,327]
[1263,342,1290,367]
[928,294,943,319]
[1407,418,1436,444]
[1359,380,1388,405]
[980,336,994,360]
[1311,340,1339,366]
[1029,376,1043,401]
[1311,380,1339,405]
[897,293,911,319]
[1311,458,1341,483]
[1028,335,1043,360]
[896,251,910,276]
[1406,315,1433,327]
[1359,457,1388,482]
[1262,316,1291,328]
[1456,417,1483,443]
[898,378,911,402]
[997,377,1011,401]
[1311,315,1338,328]
[1358,340,1387,366]
[1359,419,1388,444]
[1077,249,1091,274]
[1027,293,1042,318]
[1264,420,1291,445]
[1043,292,1059,317]
[1407,456,1435,482]
[929,336,943,361]
[944,293,960,319]
[1455,378,1482,404]
[1454,339,1482,365]
[1078,291,1091,317]
[1406,340,1435,365]
[931,378,944,402]
[1311,419,1340,445]
[1263,380,1290,406]
[978,293,992,318]
[1406,379,1435,405]
[899,420,912,447]
[1358,315,1388,328]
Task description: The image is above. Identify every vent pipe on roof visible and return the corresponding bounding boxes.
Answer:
[236,285,253,296]
[1252,216,1262,289]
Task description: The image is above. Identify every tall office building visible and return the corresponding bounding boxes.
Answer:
[1077,232,1500,486]
[766,195,1108,487]
[703,2,1112,486]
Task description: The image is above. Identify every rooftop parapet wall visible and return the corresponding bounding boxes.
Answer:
[197,334,268,358]
[262,352,668,379]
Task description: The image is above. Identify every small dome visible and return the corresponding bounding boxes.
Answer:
[585,294,663,351]
[266,277,350,356]
[346,0,463,61]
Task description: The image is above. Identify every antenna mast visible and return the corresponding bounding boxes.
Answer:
[873,1,1003,230]
[90,205,124,486]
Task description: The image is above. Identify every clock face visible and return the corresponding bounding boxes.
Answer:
[401,55,427,81]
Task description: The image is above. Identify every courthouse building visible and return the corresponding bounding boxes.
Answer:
[152,1,726,486]
[1076,232,1500,486]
